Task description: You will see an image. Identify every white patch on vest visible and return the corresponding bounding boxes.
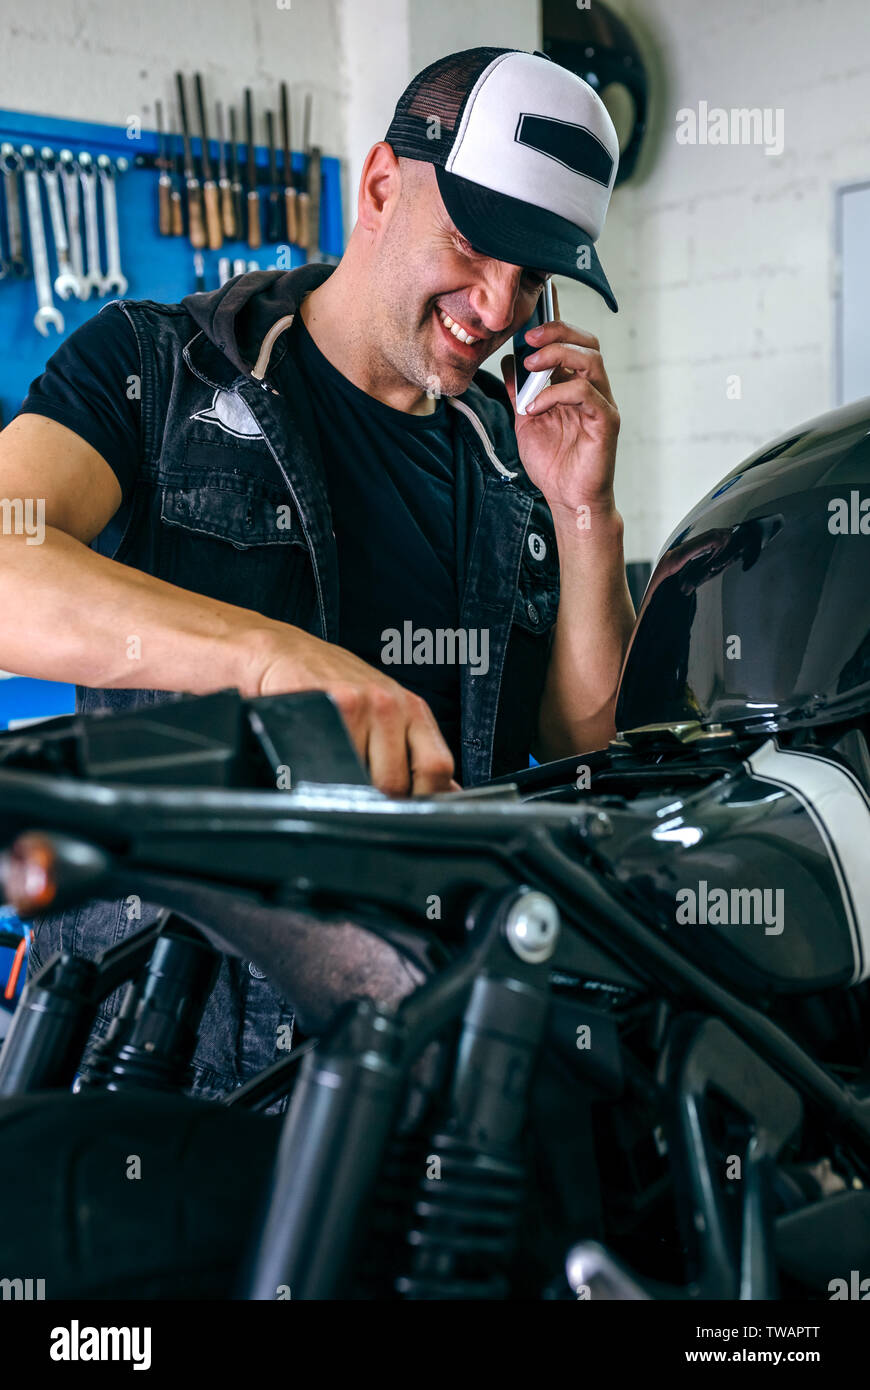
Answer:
[191,389,263,439]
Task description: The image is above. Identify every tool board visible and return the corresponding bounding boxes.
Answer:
[0,106,344,425]
[0,106,343,726]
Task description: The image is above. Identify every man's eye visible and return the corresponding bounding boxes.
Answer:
[522,270,549,289]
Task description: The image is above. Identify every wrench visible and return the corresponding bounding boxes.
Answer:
[20,146,63,336]
[40,146,80,300]
[1,143,29,278]
[97,154,127,296]
[58,149,86,297]
[77,152,103,298]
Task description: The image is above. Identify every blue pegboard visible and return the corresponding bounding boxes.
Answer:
[0,105,343,728]
[0,105,344,422]
[0,676,74,727]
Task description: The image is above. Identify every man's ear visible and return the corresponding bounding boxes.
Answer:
[357,141,401,233]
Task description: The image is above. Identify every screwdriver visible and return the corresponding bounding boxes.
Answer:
[245,88,261,250]
[155,99,171,236]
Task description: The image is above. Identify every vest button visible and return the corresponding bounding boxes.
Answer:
[527,532,547,561]
[526,601,540,625]
[248,961,267,980]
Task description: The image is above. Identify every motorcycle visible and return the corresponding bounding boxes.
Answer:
[0,393,868,1301]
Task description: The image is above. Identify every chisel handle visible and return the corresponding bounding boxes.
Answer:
[158,173,171,236]
[284,186,298,244]
[170,185,184,236]
[187,179,206,248]
[307,147,322,260]
[203,180,223,250]
[296,189,310,250]
[247,189,261,249]
[220,179,235,239]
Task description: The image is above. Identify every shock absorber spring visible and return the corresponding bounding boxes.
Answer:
[396,1130,525,1299]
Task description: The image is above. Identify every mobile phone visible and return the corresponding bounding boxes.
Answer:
[513,279,555,415]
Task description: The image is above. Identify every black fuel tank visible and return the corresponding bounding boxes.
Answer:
[616,396,870,736]
[571,737,870,996]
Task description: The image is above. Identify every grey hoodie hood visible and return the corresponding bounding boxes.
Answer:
[181,263,333,380]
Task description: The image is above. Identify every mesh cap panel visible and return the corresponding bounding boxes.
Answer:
[384,47,512,165]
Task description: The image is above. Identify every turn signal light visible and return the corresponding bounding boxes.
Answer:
[0,833,59,916]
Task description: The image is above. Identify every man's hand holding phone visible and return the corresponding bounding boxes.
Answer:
[502,281,621,520]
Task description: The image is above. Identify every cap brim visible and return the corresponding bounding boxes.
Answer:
[435,166,618,313]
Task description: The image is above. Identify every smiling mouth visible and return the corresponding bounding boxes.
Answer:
[437,306,482,344]
[433,306,490,356]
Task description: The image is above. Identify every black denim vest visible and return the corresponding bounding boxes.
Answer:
[28,266,560,1102]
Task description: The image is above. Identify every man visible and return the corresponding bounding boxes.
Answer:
[0,48,634,1099]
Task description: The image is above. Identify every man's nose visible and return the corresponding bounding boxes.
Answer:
[468,262,525,335]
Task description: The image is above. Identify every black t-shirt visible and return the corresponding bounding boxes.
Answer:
[18,306,464,766]
[19,305,141,500]
[284,315,461,764]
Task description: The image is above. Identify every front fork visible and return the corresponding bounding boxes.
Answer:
[242,887,561,1300]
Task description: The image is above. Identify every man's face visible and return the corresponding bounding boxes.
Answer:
[370,157,550,400]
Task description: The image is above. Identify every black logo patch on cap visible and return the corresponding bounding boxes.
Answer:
[515,114,613,186]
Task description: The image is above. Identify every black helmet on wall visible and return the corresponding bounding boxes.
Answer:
[615,396,870,736]
[542,0,649,185]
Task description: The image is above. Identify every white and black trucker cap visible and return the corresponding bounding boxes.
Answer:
[385,46,620,312]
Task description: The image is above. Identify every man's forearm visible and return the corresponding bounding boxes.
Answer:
[0,526,279,697]
[534,502,636,761]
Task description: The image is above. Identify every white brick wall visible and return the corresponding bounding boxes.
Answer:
[2,0,347,158]
[556,0,870,562]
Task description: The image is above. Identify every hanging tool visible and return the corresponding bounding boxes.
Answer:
[228,107,244,241]
[97,154,128,296]
[215,101,235,240]
[58,149,85,294]
[280,81,297,246]
[193,251,205,292]
[77,152,104,298]
[194,72,221,250]
[176,71,205,249]
[155,99,171,236]
[1,144,29,278]
[298,95,322,262]
[21,146,63,335]
[170,131,184,236]
[244,88,261,250]
[39,147,80,300]
[265,111,282,244]
[296,93,312,253]
[306,143,323,263]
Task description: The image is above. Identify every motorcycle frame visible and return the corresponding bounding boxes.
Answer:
[0,686,869,1297]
